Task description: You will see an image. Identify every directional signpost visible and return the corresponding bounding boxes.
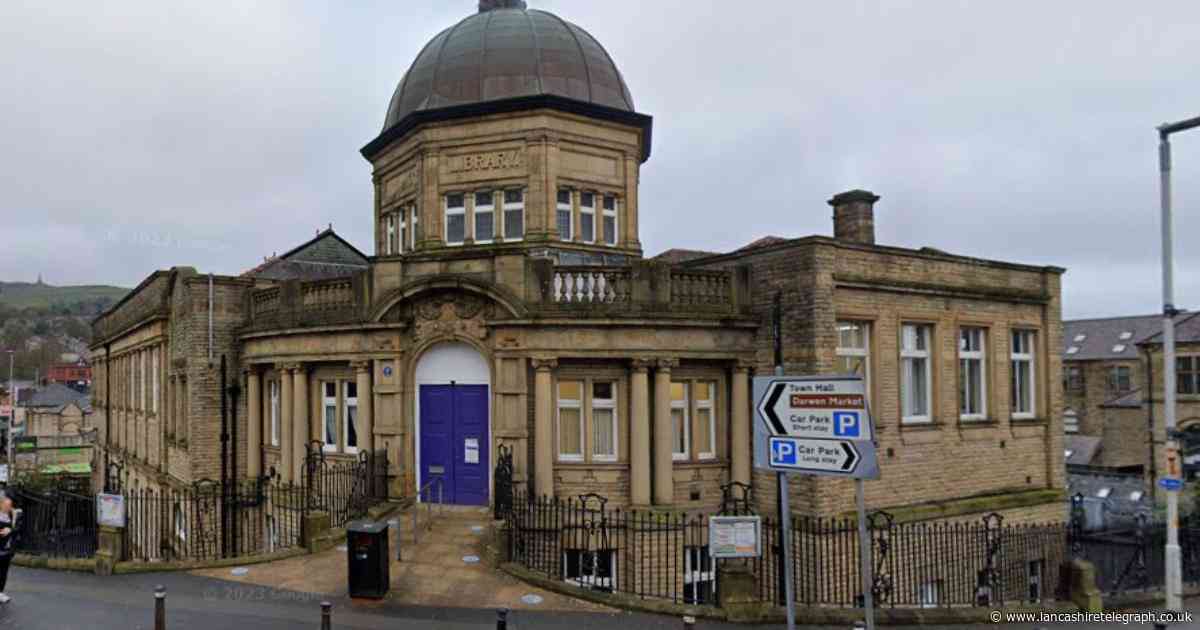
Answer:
[754,375,879,630]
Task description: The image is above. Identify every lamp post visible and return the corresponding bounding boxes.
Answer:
[6,350,13,468]
[1157,114,1200,612]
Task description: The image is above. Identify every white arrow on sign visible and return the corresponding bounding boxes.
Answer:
[756,379,871,441]
[768,436,860,474]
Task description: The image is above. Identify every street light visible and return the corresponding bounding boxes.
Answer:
[1157,114,1200,612]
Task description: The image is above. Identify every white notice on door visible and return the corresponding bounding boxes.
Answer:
[464,438,479,464]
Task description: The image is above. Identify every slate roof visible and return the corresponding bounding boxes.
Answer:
[1065,435,1102,466]
[1139,311,1200,345]
[1101,388,1144,409]
[1062,312,1192,361]
[20,383,88,409]
[653,248,721,265]
[243,229,369,282]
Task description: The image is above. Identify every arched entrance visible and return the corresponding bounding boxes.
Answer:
[414,341,491,505]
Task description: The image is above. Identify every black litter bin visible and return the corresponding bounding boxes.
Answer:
[347,520,390,598]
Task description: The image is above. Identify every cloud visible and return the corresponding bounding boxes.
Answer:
[1,0,1197,319]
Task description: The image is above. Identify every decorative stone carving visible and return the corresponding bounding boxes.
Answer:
[531,357,558,371]
[631,357,655,372]
[410,290,493,343]
[655,358,680,371]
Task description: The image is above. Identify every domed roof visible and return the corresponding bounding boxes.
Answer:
[381,1,635,132]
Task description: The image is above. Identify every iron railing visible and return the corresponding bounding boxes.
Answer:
[121,477,306,562]
[9,486,97,558]
[505,490,1070,609]
[303,443,390,529]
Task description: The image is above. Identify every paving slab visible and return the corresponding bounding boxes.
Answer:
[192,504,615,613]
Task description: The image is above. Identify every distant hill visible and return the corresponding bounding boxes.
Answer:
[0,281,129,313]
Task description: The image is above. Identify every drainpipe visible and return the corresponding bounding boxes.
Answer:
[208,274,214,365]
[1146,345,1157,500]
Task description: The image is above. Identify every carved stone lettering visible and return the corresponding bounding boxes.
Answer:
[448,150,524,174]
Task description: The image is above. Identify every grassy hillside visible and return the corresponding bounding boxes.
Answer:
[0,281,128,312]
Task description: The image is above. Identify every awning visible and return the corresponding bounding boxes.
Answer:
[40,462,91,475]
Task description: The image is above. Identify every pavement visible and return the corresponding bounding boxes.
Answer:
[193,504,612,613]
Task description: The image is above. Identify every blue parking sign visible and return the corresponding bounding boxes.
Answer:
[771,439,798,466]
[833,411,861,438]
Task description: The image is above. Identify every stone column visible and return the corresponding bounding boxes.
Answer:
[292,364,309,483]
[532,358,557,498]
[731,360,752,486]
[353,361,373,455]
[246,367,262,479]
[630,358,653,506]
[279,364,294,483]
[653,358,678,506]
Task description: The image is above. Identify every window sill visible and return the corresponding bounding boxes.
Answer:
[674,459,727,468]
[899,421,942,432]
[1010,417,1049,425]
[957,419,999,428]
[555,460,625,468]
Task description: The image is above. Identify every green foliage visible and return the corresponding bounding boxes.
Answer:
[0,282,127,312]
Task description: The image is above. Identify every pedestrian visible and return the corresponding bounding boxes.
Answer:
[0,495,18,603]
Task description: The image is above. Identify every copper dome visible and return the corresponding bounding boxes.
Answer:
[381,4,635,132]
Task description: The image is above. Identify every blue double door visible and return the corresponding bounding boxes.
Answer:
[419,384,489,506]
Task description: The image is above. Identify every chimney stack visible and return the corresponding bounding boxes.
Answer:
[828,189,879,245]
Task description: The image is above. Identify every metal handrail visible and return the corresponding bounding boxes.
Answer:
[412,476,444,547]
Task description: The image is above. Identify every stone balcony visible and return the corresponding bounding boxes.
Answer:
[242,258,752,332]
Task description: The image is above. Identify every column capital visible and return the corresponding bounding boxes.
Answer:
[733,357,756,372]
[351,360,372,373]
[531,357,558,371]
[630,357,655,372]
[655,358,680,371]
[282,362,304,373]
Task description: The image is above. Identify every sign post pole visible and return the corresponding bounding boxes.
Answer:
[856,479,874,630]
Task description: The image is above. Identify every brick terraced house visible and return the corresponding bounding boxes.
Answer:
[89,0,1066,527]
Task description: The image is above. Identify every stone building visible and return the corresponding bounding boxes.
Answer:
[1062,312,1200,488]
[89,0,1066,524]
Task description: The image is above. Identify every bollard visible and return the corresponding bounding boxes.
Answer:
[154,585,166,630]
[496,607,509,630]
[682,615,696,629]
[321,601,332,630]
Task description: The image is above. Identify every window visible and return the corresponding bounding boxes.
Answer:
[900,324,932,423]
[918,581,940,608]
[398,208,408,254]
[580,192,596,242]
[1112,344,1127,353]
[671,382,690,460]
[563,549,616,592]
[1130,490,1144,502]
[503,189,524,240]
[445,193,466,245]
[474,191,495,243]
[1107,365,1132,397]
[174,504,186,543]
[1064,410,1079,434]
[152,348,159,414]
[1073,334,1087,343]
[1066,346,1079,355]
[323,382,337,453]
[140,351,147,411]
[557,381,584,461]
[344,382,359,455]
[836,321,870,403]
[1095,487,1111,498]
[385,213,397,255]
[1027,559,1045,602]
[959,328,987,420]
[557,189,573,241]
[269,380,280,447]
[410,205,419,250]
[1064,365,1084,394]
[1119,331,1133,340]
[592,382,617,461]
[602,195,618,246]
[695,381,716,460]
[684,546,717,604]
[1011,330,1036,419]
[1179,356,1200,395]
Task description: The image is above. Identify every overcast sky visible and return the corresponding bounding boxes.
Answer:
[1,0,1197,319]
